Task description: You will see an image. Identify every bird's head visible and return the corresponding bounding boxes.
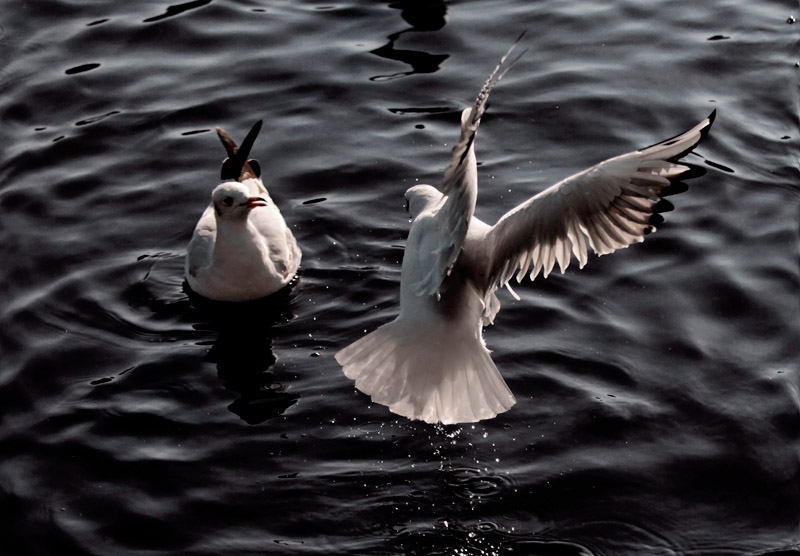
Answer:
[211,182,267,220]
[404,184,443,219]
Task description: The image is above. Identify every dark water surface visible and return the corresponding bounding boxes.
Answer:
[1,1,798,554]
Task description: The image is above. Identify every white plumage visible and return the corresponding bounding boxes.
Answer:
[185,121,301,302]
[336,38,715,425]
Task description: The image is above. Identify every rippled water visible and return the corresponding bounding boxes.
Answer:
[1,1,798,555]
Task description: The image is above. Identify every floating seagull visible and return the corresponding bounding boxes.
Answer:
[185,121,301,302]
[336,39,715,425]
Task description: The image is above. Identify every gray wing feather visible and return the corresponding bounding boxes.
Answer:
[484,111,716,291]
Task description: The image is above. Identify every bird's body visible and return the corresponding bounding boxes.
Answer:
[185,121,301,302]
[336,38,715,424]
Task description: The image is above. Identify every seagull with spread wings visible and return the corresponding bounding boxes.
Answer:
[336,39,716,425]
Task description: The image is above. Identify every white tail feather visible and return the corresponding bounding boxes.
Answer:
[335,319,515,425]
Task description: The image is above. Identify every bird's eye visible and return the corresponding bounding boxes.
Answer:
[222,197,233,207]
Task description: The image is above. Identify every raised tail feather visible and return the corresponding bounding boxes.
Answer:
[335,319,515,424]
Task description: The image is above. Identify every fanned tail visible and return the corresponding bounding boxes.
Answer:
[335,319,515,425]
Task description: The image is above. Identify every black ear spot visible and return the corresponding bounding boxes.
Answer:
[223,197,233,207]
[248,159,261,178]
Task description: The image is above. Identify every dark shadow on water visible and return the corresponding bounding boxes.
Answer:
[0,489,89,556]
[186,282,300,425]
[370,1,449,81]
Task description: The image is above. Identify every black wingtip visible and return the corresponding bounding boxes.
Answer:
[639,108,718,163]
[218,120,263,181]
[238,120,263,160]
[699,109,717,142]
[220,159,238,181]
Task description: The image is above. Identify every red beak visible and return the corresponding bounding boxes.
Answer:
[245,196,268,208]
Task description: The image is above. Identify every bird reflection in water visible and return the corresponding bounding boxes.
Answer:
[188,285,299,424]
[370,1,449,81]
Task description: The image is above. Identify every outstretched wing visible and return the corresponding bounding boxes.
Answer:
[483,111,716,295]
[412,34,527,296]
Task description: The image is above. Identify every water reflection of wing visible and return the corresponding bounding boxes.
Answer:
[392,0,447,31]
[369,1,448,81]
[370,32,449,81]
[193,288,299,425]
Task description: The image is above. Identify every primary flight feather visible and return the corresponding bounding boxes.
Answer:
[336,39,715,424]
